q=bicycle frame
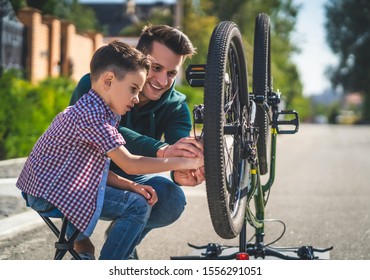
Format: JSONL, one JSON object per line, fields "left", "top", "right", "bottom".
{"left": 239, "top": 87, "right": 300, "bottom": 255}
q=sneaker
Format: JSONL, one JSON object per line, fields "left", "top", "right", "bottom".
{"left": 105, "top": 221, "right": 114, "bottom": 239}
{"left": 129, "top": 248, "right": 139, "bottom": 260}
{"left": 72, "top": 252, "right": 95, "bottom": 260}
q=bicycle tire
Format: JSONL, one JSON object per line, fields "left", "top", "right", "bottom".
{"left": 203, "top": 21, "right": 250, "bottom": 239}
{"left": 253, "top": 13, "right": 272, "bottom": 175}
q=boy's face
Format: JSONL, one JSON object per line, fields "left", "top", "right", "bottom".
{"left": 109, "top": 70, "right": 147, "bottom": 115}
{"left": 138, "top": 41, "right": 184, "bottom": 106}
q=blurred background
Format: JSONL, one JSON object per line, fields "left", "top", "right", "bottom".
{"left": 0, "top": 0, "right": 369, "bottom": 160}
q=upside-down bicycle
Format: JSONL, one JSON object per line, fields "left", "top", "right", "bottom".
{"left": 171, "top": 13, "right": 332, "bottom": 260}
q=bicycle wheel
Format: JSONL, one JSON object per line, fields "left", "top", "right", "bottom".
{"left": 253, "top": 13, "right": 272, "bottom": 175}
{"left": 203, "top": 21, "right": 250, "bottom": 239}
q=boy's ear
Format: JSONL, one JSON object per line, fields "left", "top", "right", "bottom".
{"left": 103, "top": 72, "right": 114, "bottom": 88}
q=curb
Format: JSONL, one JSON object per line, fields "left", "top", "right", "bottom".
{"left": 0, "top": 210, "right": 44, "bottom": 241}
{"left": 0, "top": 157, "right": 27, "bottom": 178}
{"left": 0, "top": 176, "right": 43, "bottom": 241}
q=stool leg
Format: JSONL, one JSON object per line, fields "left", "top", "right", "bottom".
{"left": 39, "top": 214, "right": 82, "bottom": 260}
{"left": 54, "top": 217, "right": 71, "bottom": 260}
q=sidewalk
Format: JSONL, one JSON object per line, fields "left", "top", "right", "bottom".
{"left": 0, "top": 157, "right": 26, "bottom": 178}
{"left": 0, "top": 158, "right": 43, "bottom": 241}
{"left": 0, "top": 158, "right": 176, "bottom": 242}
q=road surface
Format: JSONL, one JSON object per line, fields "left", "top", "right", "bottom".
{"left": 1, "top": 124, "right": 369, "bottom": 260}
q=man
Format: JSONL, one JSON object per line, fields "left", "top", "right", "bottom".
{"left": 70, "top": 24, "right": 205, "bottom": 259}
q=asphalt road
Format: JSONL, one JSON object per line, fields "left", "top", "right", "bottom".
{"left": 1, "top": 124, "right": 370, "bottom": 260}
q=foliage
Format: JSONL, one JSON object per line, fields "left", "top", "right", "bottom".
{"left": 181, "top": 0, "right": 303, "bottom": 109}
{"left": 182, "top": 0, "right": 219, "bottom": 68}
{"left": 325, "top": 0, "right": 370, "bottom": 121}
{"left": 119, "top": 6, "right": 174, "bottom": 36}
{"left": 175, "top": 84, "right": 205, "bottom": 134}
{"left": 311, "top": 100, "right": 341, "bottom": 124}
{"left": 0, "top": 72, "right": 75, "bottom": 160}
{"left": 289, "top": 95, "right": 311, "bottom": 122}
{"left": 176, "top": 84, "right": 204, "bottom": 111}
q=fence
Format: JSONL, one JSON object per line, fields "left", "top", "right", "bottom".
{"left": 1, "top": 3, "right": 105, "bottom": 83}
{"left": 17, "top": 7, "right": 104, "bottom": 83}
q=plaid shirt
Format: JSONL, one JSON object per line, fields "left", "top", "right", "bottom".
{"left": 16, "top": 90, "right": 125, "bottom": 234}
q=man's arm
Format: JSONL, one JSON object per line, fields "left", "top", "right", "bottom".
{"left": 118, "top": 126, "right": 167, "bottom": 157}
{"left": 161, "top": 101, "right": 192, "bottom": 144}
{"left": 69, "top": 73, "right": 92, "bottom": 105}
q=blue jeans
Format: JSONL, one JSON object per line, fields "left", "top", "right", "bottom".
{"left": 122, "top": 174, "right": 187, "bottom": 243}
{"left": 99, "top": 185, "right": 151, "bottom": 259}
{"left": 27, "top": 187, "right": 151, "bottom": 260}
{"left": 26, "top": 174, "right": 186, "bottom": 259}
{"left": 26, "top": 194, "right": 85, "bottom": 241}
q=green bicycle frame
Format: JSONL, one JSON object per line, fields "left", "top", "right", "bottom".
{"left": 245, "top": 127, "right": 277, "bottom": 239}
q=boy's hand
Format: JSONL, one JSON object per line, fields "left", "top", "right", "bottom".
{"left": 134, "top": 184, "right": 158, "bottom": 206}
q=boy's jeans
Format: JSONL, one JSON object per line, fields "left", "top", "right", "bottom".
{"left": 27, "top": 174, "right": 186, "bottom": 259}
{"left": 99, "top": 186, "right": 151, "bottom": 259}
{"left": 27, "top": 185, "right": 152, "bottom": 260}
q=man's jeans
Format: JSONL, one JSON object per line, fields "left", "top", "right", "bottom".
{"left": 122, "top": 174, "right": 187, "bottom": 243}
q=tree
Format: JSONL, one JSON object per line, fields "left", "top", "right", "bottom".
{"left": 325, "top": 0, "right": 370, "bottom": 122}
{"left": 186, "top": 0, "right": 304, "bottom": 110}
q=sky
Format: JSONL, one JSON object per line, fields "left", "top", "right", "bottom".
{"left": 80, "top": 0, "right": 338, "bottom": 96}
{"left": 292, "top": 0, "right": 338, "bottom": 96}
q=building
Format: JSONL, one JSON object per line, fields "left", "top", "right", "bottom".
{"left": 81, "top": 0, "right": 175, "bottom": 36}
{"left": 1, "top": 0, "right": 177, "bottom": 83}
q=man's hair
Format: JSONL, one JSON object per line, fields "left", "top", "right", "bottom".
{"left": 90, "top": 41, "right": 151, "bottom": 81}
{"left": 136, "top": 24, "right": 197, "bottom": 59}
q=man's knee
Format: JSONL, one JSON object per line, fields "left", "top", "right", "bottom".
{"left": 152, "top": 180, "right": 187, "bottom": 224}
{"left": 127, "top": 192, "right": 152, "bottom": 220}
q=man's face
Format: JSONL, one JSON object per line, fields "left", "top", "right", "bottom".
{"left": 139, "top": 41, "right": 184, "bottom": 106}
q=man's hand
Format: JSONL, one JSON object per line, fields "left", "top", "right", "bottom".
{"left": 173, "top": 167, "right": 205, "bottom": 187}
{"left": 157, "top": 137, "right": 203, "bottom": 158}
{"left": 157, "top": 136, "right": 205, "bottom": 186}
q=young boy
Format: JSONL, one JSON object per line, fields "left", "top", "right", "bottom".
{"left": 16, "top": 41, "right": 203, "bottom": 260}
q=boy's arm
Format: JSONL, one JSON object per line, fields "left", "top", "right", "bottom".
{"left": 107, "top": 145, "right": 203, "bottom": 175}
{"left": 107, "top": 171, "right": 157, "bottom": 206}
{"left": 119, "top": 98, "right": 193, "bottom": 157}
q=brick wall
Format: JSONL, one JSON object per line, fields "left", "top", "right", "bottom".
{"left": 17, "top": 7, "right": 104, "bottom": 83}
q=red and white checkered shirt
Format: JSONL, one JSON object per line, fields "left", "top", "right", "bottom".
{"left": 16, "top": 90, "right": 125, "bottom": 233}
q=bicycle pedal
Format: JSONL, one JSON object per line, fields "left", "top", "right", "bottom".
{"left": 275, "top": 110, "right": 299, "bottom": 134}
{"left": 186, "top": 64, "right": 205, "bottom": 87}
{"left": 202, "top": 243, "right": 223, "bottom": 258}
{"left": 297, "top": 246, "right": 316, "bottom": 260}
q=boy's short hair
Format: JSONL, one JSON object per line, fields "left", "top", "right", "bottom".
{"left": 90, "top": 41, "right": 151, "bottom": 81}
{"left": 136, "top": 24, "right": 197, "bottom": 59}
